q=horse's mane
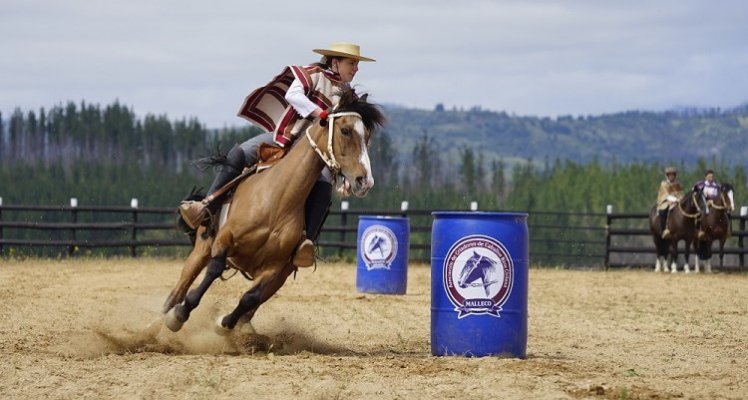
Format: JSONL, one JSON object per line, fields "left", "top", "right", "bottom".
{"left": 337, "top": 87, "right": 386, "bottom": 132}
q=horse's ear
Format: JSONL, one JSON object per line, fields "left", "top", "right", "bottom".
{"left": 473, "top": 251, "right": 479, "bottom": 256}
{"left": 360, "top": 93, "right": 369, "bottom": 103}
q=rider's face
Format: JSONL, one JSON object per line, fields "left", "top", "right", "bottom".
{"left": 705, "top": 173, "right": 714, "bottom": 182}
{"left": 333, "top": 58, "right": 359, "bottom": 83}
{"left": 666, "top": 173, "right": 676, "bottom": 182}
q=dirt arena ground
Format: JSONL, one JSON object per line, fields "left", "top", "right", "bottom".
{"left": 1, "top": 258, "right": 746, "bottom": 399}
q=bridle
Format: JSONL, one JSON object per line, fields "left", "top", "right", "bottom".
{"left": 706, "top": 191, "right": 733, "bottom": 212}
{"left": 305, "top": 111, "right": 363, "bottom": 175}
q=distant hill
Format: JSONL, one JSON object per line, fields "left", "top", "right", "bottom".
{"left": 381, "top": 103, "right": 748, "bottom": 169}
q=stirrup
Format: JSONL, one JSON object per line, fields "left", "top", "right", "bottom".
{"left": 661, "top": 229, "right": 671, "bottom": 239}
{"left": 292, "top": 239, "right": 316, "bottom": 268}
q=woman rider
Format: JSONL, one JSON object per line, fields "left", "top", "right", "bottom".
{"left": 179, "top": 42, "right": 375, "bottom": 266}
{"left": 657, "top": 166, "right": 684, "bottom": 239}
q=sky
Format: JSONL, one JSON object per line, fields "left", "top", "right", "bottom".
{"left": 2, "top": 0, "right": 747, "bottom": 128}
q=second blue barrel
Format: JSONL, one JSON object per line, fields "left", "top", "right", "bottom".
{"left": 431, "top": 211, "right": 529, "bottom": 357}
{"left": 356, "top": 216, "right": 409, "bottom": 294}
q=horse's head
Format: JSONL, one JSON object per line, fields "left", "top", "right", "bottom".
{"left": 458, "top": 251, "right": 483, "bottom": 289}
{"left": 308, "top": 88, "right": 385, "bottom": 197}
{"left": 682, "top": 190, "right": 706, "bottom": 214}
{"left": 721, "top": 183, "right": 735, "bottom": 212}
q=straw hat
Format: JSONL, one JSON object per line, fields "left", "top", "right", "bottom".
{"left": 664, "top": 166, "right": 677, "bottom": 174}
{"left": 313, "top": 42, "right": 375, "bottom": 62}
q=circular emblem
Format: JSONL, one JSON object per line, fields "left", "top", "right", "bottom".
{"left": 360, "top": 225, "right": 398, "bottom": 270}
{"left": 443, "top": 235, "right": 513, "bottom": 318}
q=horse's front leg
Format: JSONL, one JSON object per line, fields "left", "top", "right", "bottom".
{"left": 162, "top": 237, "right": 212, "bottom": 313}
{"left": 216, "top": 263, "right": 295, "bottom": 333}
{"left": 164, "top": 251, "right": 227, "bottom": 332}
{"left": 667, "top": 242, "right": 678, "bottom": 273}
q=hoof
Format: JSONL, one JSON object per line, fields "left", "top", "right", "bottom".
{"left": 164, "top": 308, "right": 185, "bottom": 332}
{"left": 214, "top": 315, "right": 232, "bottom": 336}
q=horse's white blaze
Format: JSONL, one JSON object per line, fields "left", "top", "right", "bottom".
{"left": 355, "top": 120, "right": 374, "bottom": 188}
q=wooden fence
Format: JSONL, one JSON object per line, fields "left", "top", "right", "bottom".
{"left": 0, "top": 199, "right": 746, "bottom": 271}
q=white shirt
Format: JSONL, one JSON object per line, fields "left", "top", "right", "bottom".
{"left": 284, "top": 78, "right": 318, "bottom": 118}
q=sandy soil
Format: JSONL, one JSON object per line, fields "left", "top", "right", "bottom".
{"left": 0, "top": 258, "right": 746, "bottom": 399}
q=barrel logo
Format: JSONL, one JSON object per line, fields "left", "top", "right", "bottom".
{"left": 443, "top": 235, "right": 513, "bottom": 318}
{"left": 360, "top": 225, "right": 398, "bottom": 270}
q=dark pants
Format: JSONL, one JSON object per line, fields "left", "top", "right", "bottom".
{"left": 659, "top": 209, "right": 668, "bottom": 232}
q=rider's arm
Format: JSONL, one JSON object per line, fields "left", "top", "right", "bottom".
{"left": 285, "top": 79, "right": 324, "bottom": 118}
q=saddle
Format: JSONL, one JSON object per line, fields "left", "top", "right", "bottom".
{"left": 215, "top": 143, "right": 287, "bottom": 227}
{"left": 182, "top": 142, "right": 289, "bottom": 236}
{"left": 256, "top": 143, "right": 287, "bottom": 171}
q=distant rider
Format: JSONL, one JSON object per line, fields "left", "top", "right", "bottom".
{"left": 657, "top": 166, "right": 684, "bottom": 239}
{"left": 693, "top": 169, "right": 720, "bottom": 238}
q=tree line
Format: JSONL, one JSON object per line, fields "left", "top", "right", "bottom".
{"left": 1, "top": 100, "right": 745, "bottom": 212}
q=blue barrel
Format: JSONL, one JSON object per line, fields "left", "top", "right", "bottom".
{"left": 431, "top": 212, "right": 528, "bottom": 357}
{"left": 356, "top": 216, "right": 410, "bottom": 294}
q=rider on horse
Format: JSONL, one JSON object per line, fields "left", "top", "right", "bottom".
{"left": 693, "top": 169, "right": 720, "bottom": 239}
{"left": 178, "top": 42, "right": 375, "bottom": 267}
{"left": 657, "top": 166, "right": 684, "bottom": 239}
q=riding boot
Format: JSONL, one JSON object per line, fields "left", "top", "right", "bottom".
{"left": 179, "top": 145, "right": 246, "bottom": 229}
{"left": 659, "top": 209, "right": 670, "bottom": 239}
{"left": 293, "top": 181, "right": 333, "bottom": 268}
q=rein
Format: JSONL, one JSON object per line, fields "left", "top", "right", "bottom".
{"left": 677, "top": 192, "right": 702, "bottom": 219}
{"left": 305, "top": 111, "right": 362, "bottom": 175}
{"left": 707, "top": 192, "right": 731, "bottom": 211}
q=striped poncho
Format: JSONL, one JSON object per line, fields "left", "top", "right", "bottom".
{"left": 237, "top": 64, "right": 345, "bottom": 147}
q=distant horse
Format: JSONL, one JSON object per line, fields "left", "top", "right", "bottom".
{"left": 693, "top": 183, "right": 734, "bottom": 273}
{"left": 162, "top": 88, "right": 384, "bottom": 333}
{"left": 367, "top": 234, "right": 386, "bottom": 257}
{"left": 649, "top": 191, "right": 704, "bottom": 273}
{"left": 458, "top": 251, "right": 499, "bottom": 297}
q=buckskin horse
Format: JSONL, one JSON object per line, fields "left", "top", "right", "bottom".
{"left": 162, "top": 88, "right": 384, "bottom": 333}
{"left": 693, "top": 183, "right": 734, "bottom": 273}
{"left": 649, "top": 190, "right": 704, "bottom": 273}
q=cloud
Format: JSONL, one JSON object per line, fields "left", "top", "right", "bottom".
{"left": 1, "top": 0, "right": 747, "bottom": 127}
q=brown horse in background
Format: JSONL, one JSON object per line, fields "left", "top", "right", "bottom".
{"left": 693, "top": 183, "right": 734, "bottom": 273}
{"left": 649, "top": 191, "right": 704, "bottom": 273}
{"left": 162, "top": 88, "right": 384, "bottom": 333}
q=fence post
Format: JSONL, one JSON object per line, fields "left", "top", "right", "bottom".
{"left": 130, "top": 198, "right": 139, "bottom": 257}
{"left": 470, "top": 201, "right": 478, "bottom": 211}
{"left": 69, "top": 198, "right": 78, "bottom": 257}
{"left": 401, "top": 201, "right": 409, "bottom": 218}
{"left": 604, "top": 204, "right": 613, "bottom": 270}
{"left": 0, "top": 197, "right": 3, "bottom": 256}
{"left": 740, "top": 206, "right": 747, "bottom": 271}
{"left": 339, "top": 201, "right": 349, "bottom": 258}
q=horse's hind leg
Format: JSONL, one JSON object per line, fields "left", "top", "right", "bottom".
{"left": 165, "top": 252, "right": 227, "bottom": 332}
{"left": 217, "top": 263, "right": 295, "bottom": 332}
